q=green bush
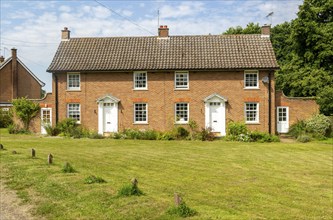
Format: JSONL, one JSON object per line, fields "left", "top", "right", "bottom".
{"left": 7, "top": 124, "right": 30, "bottom": 134}
{"left": 57, "top": 118, "right": 78, "bottom": 136}
{"left": 118, "top": 184, "right": 143, "bottom": 197}
{"left": 288, "top": 120, "right": 306, "bottom": 138}
{"left": 175, "top": 127, "right": 189, "bottom": 139}
{"left": 297, "top": 135, "right": 311, "bottom": 143}
{"left": 250, "top": 131, "right": 280, "bottom": 143}
{"left": 0, "top": 111, "right": 13, "bottom": 128}
{"left": 198, "top": 127, "right": 215, "bottom": 141}
{"left": 88, "top": 131, "right": 104, "bottom": 139}
{"left": 227, "top": 122, "right": 249, "bottom": 136}
{"left": 167, "top": 201, "right": 197, "bottom": 218}
{"left": 305, "top": 114, "right": 331, "bottom": 138}
{"left": 84, "top": 175, "right": 106, "bottom": 184}
{"left": 62, "top": 162, "right": 76, "bottom": 173}
{"left": 157, "top": 132, "right": 175, "bottom": 140}
{"left": 44, "top": 124, "right": 60, "bottom": 136}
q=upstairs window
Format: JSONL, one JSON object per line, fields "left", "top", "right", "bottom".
{"left": 244, "top": 70, "right": 259, "bottom": 89}
{"left": 134, "top": 103, "right": 148, "bottom": 123}
{"left": 175, "top": 71, "right": 189, "bottom": 89}
{"left": 175, "top": 103, "right": 189, "bottom": 124}
{"left": 67, "top": 103, "right": 81, "bottom": 123}
{"left": 67, "top": 73, "right": 80, "bottom": 90}
{"left": 245, "top": 102, "right": 259, "bottom": 123}
{"left": 134, "top": 71, "right": 147, "bottom": 90}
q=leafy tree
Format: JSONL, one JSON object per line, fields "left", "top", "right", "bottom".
{"left": 223, "top": 22, "right": 261, "bottom": 34}
{"left": 316, "top": 86, "right": 333, "bottom": 115}
{"left": 12, "top": 97, "right": 40, "bottom": 130}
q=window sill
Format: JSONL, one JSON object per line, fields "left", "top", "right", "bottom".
{"left": 133, "top": 89, "right": 148, "bottom": 91}
{"left": 133, "top": 122, "right": 149, "bottom": 125}
{"left": 66, "top": 89, "right": 81, "bottom": 92}
{"left": 243, "top": 87, "right": 260, "bottom": 90}
{"left": 245, "top": 122, "right": 260, "bottom": 125}
{"left": 174, "top": 88, "right": 189, "bottom": 91}
{"left": 174, "top": 122, "right": 189, "bottom": 125}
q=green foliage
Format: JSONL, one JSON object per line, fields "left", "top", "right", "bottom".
{"left": 0, "top": 109, "right": 13, "bottom": 128}
{"left": 198, "top": 127, "right": 215, "bottom": 141}
{"left": 12, "top": 97, "right": 40, "bottom": 130}
{"left": 112, "top": 129, "right": 159, "bottom": 140}
{"left": 297, "top": 135, "right": 311, "bottom": 143}
{"left": 175, "top": 127, "right": 189, "bottom": 139}
{"left": 316, "top": 86, "right": 333, "bottom": 115}
{"left": 118, "top": 184, "right": 143, "bottom": 197}
{"left": 62, "top": 162, "right": 76, "bottom": 173}
{"left": 84, "top": 175, "right": 106, "bottom": 184}
{"left": 167, "top": 201, "right": 197, "bottom": 218}
{"left": 44, "top": 124, "right": 60, "bottom": 136}
{"left": 288, "top": 120, "right": 307, "bottom": 138}
{"left": 250, "top": 131, "right": 280, "bottom": 143}
{"left": 56, "top": 118, "right": 78, "bottom": 136}
{"left": 88, "top": 131, "right": 104, "bottom": 139}
{"left": 7, "top": 124, "right": 30, "bottom": 134}
{"left": 305, "top": 114, "right": 331, "bottom": 138}
{"left": 223, "top": 22, "right": 261, "bottom": 34}
{"left": 227, "top": 122, "right": 249, "bottom": 136}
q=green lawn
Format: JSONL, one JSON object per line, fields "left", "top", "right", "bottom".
{"left": 0, "top": 129, "right": 332, "bottom": 219}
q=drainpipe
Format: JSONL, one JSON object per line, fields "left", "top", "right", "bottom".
{"left": 268, "top": 71, "right": 272, "bottom": 134}
{"left": 54, "top": 73, "right": 59, "bottom": 124}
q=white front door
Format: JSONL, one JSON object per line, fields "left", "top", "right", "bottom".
{"left": 277, "top": 107, "right": 289, "bottom": 133}
{"left": 207, "top": 101, "right": 226, "bottom": 135}
{"left": 41, "top": 108, "right": 52, "bottom": 134}
{"left": 103, "top": 103, "right": 117, "bottom": 132}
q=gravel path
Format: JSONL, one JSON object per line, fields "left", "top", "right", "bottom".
{"left": 0, "top": 182, "right": 36, "bottom": 220}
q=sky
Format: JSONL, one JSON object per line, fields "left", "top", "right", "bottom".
{"left": 0, "top": 0, "right": 303, "bottom": 92}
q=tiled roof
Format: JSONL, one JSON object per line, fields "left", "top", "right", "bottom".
{"left": 47, "top": 34, "right": 278, "bottom": 72}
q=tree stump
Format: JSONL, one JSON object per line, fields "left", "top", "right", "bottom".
{"left": 131, "top": 178, "right": 138, "bottom": 187}
{"left": 31, "top": 148, "right": 36, "bottom": 158}
{"left": 0, "top": 144, "right": 4, "bottom": 150}
{"left": 48, "top": 154, "right": 53, "bottom": 164}
{"left": 174, "top": 193, "right": 182, "bottom": 206}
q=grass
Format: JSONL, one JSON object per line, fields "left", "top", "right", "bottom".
{"left": 0, "top": 128, "right": 332, "bottom": 219}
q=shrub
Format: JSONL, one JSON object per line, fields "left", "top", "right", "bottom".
{"left": 62, "top": 162, "right": 76, "bottom": 173}
{"left": 305, "top": 114, "right": 331, "bottom": 138}
{"left": 7, "top": 124, "right": 30, "bottom": 134}
{"left": 44, "top": 124, "right": 60, "bottom": 136}
{"left": 175, "top": 127, "right": 189, "bottom": 139}
{"left": 250, "top": 131, "right": 280, "bottom": 143}
{"left": 84, "top": 175, "right": 106, "bottom": 184}
{"left": 288, "top": 120, "right": 306, "bottom": 138}
{"left": 157, "top": 132, "right": 175, "bottom": 140}
{"left": 167, "top": 201, "right": 197, "bottom": 218}
{"left": 297, "top": 135, "right": 311, "bottom": 143}
{"left": 198, "top": 127, "right": 215, "bottom": 141}
{"left": 0, "top": 110, "right": 13, "bottom": 128}
{"left": 227, "top": 122, "right": 249, "bottom": 136}
{"left": 118, "top": 184, "right": 143, "bottom": 197}
{"left": 57, "top": 118, "right": 78, "bottom": 136}
{"left": 12, "top": 97, "right": 40, "bottom": 130}
{"left": 88, "top": 131, "right": 104, "bottom": 139}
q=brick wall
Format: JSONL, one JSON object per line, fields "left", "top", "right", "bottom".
{"left": 0, "top": 62, "right": 13, "bottom": 103}
{"left": 52, "top": 70, "right": 275, "bottom": 134}
{"left": 30, "top": 93, "right": 54, "bottom": 133}
{"left": 275, "top": 91, "right": 319, "bottom": 125}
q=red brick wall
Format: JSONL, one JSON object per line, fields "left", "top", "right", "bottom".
{"left": 275, "top": 91, "right": 319, "bottom": 126}
{"left": 0, "top": 62, "right": 13, "bottom": 103}
{"left": 17, "top": 62, "right": 42, "bottom": 99}
{"left": 53, "top": 70, "right": 275, "bottom": 133}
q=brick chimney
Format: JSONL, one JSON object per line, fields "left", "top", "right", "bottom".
{"left": 158, "top": 25, "right": 169, "bottom": 38}
{"left": 11, "top": 48, "right": 18, "bottom": 98}
{"left": 61, "top": 27, "right": 70, "bottom": 40}
{"left": 261, "top": 25, "right": 271, "bottom": 38}
{"left": 0, "top": 56, "right": 4, "bottom": 64}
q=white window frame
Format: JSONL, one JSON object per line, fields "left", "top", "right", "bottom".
{"left": 67, "top": 103, "right": 81, "bottom": 123}
{"left": 133, "top": 71, "right": 148, "bottom": 90}
{"left": 67, "top": 73, "right": 81, "bottom": 90}
{"left": 175, "top": 103, "right": 189, "bottom": 124}
{"left": 175, "top": 71, "right": 189, "bottom": 89}
{"left": 245, "top": 102, "right": 259, "bottom": 124}
{"left": 134, "top": 103, "right": 148, "bottom": 124}
{"left": 244, "top": 70, "right": 259, "bottom": 89}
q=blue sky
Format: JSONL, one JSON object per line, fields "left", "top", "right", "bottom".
{"left": 1, "top": 0, "right": 303, "bottom": 92}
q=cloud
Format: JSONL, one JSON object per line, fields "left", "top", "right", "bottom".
{"left": 59, "top": 5, "right": 71, "bottom": 13}
{"left": 160, "top": 1, "right": 205, "bottom": 19}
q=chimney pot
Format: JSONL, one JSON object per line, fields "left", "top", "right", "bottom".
{"left": 11, "top": 48, "right": 17, "bottom": 59}
{"left": 164, "top": 25, "right": 167, "bottom": 28}
{"left": 160, "top": 25, "right": 163, "bottom": 28}
{"left": 158, "top": 25, "right": 169, "bottom": 38}
{"left": 0, "top": 56, "right": 4, "bottom": 63}
{"left": 61, "top": 27, "right": 70, "bottom": 40}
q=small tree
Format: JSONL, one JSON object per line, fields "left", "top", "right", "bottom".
{"left": 12, "top": 97, "right": 40, "bottom": 130}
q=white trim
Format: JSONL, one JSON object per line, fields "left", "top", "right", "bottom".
{"left": 245, "top": 102, "right": 259, "bottom": 124}
{"left": 67, "top": 103, "right": 81, "bottom": 123}
{"left": 0, "top": 103, "right": 13, "bottom": 107}
{"left": 174, "top": 71, "right": 189, "bottom": 90}
{"left": 97, "top": 95, "right": 119, "bottom": 134}
{"left": 204, "top": 94, "right": 226, "bottom": 136}
{"left": 41, "top": 108, "right": 52, "bottom": 134}
{"left": 133, "top": 71, "right": 148, "bottom": 90}
{"left": 175, "top": 102, "right": 189, "bottom": 124}
{"left": 133, "top": 103, "right": 148, "bottom": 124}
{"left": 244, "top": 70, "right": 259, "bottom": 89}
{"left": 67, "top": 72, "right": 81, "bottom": 91}
{"left": 277, "top": 106, "right": 289, "bottom": 133}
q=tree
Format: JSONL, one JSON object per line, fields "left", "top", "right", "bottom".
{"left": 316, "top": 86, "right": 333, "bottom": 116}
{"left": 223, "top": 22, "right": 261, "bottom": 34}
{"left": 12, "top": 97, "right": 40, "bottom": 130}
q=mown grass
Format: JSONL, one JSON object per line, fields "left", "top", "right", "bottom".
{"left": 0, "top": 128, "right": 332, "bottom": 219}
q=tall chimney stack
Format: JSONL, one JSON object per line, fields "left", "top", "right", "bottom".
{"left": 61, "top": 27, "right": 70, "bottom": 41}
{"left": 158, "top": 25, "right": 169, "bottom": 38}
{"left": 11, "top": 48, "right": 18, "bottom": 98}
{"left": 261, "top": 25, "right": 271, "bottom": 38}
{"left": 0, "top": 56, "right": 4, "bottom": 64}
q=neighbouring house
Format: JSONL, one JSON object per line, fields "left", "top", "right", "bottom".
{"left": 41, "top": 25, "right": 318, "bottom": 136}
{"left": 0, "top": 48, "right": 45, "bottom": 114}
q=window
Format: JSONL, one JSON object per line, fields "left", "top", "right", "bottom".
{"left": 175, "top": 71, "right": 189, "bottom": 89}
{"left": 175, "top": 103, "right": 189, "bottom": 123}
{"left": 67, "top": 103, "right": 80, "bottom": 123}
{"left": 134, "top": 71, "right": 147, "bottom": 89}
{"left": 134, "top": 103, "right": 147, "bottom": 123}
{"left": 67, "top": 73, "right": 80, "bottom": 90}
{"left": 245, "top": 103, "right": 259, "bottom": 123}
{"left": 244, "top": 70, "right": 259, "bottom": 89}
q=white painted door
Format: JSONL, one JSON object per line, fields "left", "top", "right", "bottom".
{"left": 209, "top": 102, "right": 225, "bottom": 135}
{"left": 41, "top": 108, "right": 52, "bottom": 134}
{"left": 277, "top": 107, "right": 289, "bottom": 133}
{"left": 103, "top": 103, "right": 117, "bottom": 132}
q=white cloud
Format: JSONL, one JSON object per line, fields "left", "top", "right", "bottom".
{"left": 9, "top": 10, "right": 36, "bottom": 20}
{"left": 59, "top": 5, "right": 71, "bottom": 13}
{"left": 160, "top": 1, "right": 205, "bottom": 19}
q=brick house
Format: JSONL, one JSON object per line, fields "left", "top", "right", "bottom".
{"left": 0, "top": 48, "right": 45, "bottom": 111}
{"left": 43, "top": 25, "right": 318, "bottom": 136}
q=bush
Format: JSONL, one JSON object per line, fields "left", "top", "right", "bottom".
{"left": 227, "top": 122, "right": 249, "bottom": 136}
{"left": 167, "top": 201, "right": 197, "bottom": 218}
{"left": 88, "top": 131, "right": 104, "bottom": 139}
{"left": 175, "top": 127, "right": 189, "bottom": 139}
{"left": 7, "top": 124, "right": 30, "bottom": 134}
{"left": 44, "top": 124, "right": 60, "bottom": 136}
{"left": 250, "top": 131, "right": 280, "bottom": 143}
{"left": 57, "top": 118, "right": 78, "bottom": 136}
{"left": 297, "top": 135, "right": 311, "bottom": 143}
{"left": 305, "top": 114, "right": 331, "bottom": 138}
{"left": 84, "top": 175, "right": 106, "bottom": 184}
{"left": 0, "top": 111, "right": 13, "bottom": 128}
{"left": 62, "top": 162, "right": 76, "bottom": 173}
{"left": 288, "top": 120, "right": 306, "bottom": 138}
{"left": 198, "top": 127, "right": 215, "bottom": 141}
{"left": 118, "top": 184, "right": 143, "bottom": 197}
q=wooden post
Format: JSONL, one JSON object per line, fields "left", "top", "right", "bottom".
{"left": 131, "top": 178, "right": 138, "bottom": 187}
{"left": 174, "top": 193, "right": 182, "bottom": 206}
{"left": 31, "top": 148, "right": 36, "bottom": 158}
{"left": 48, "top": 154, "right": 53, "bottom": 165}
{"left": 0, "top": 144, "right": 4, "bottom": 150}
